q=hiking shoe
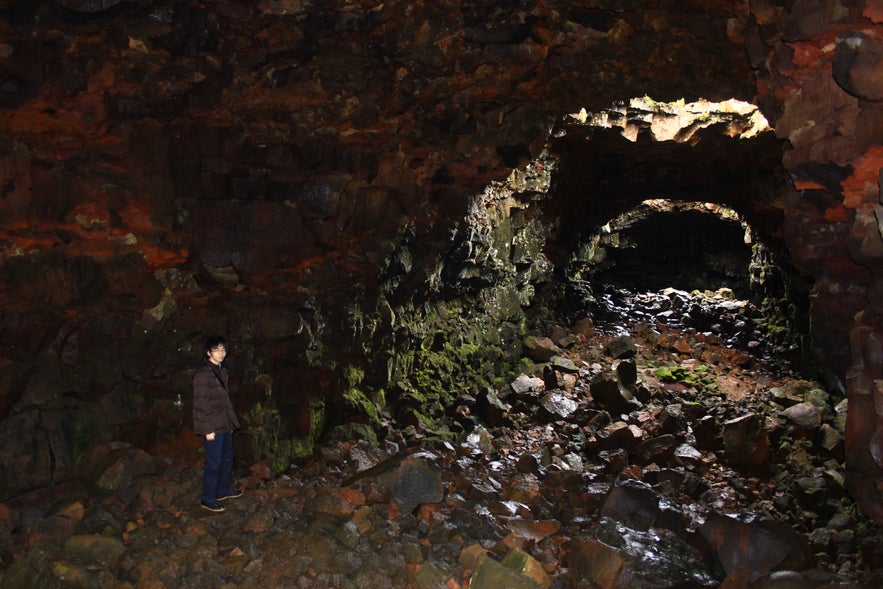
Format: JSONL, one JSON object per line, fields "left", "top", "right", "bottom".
{"left": 218, "top": 489, "right": 244, "bottom": 501}
{"left": 200, "top": 500, "right": 225, "bottom": 513}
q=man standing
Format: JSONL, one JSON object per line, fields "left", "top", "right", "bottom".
{"left": 193, "top": 335, "right": 243, "bottom": 512}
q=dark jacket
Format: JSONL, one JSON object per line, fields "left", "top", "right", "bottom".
{"left": 192, "top": 361, "right": 241, "bottom": 436}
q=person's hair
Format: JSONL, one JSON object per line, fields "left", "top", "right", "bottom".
{"left": 204, "top": 335, "right": 226, "bottom": 353}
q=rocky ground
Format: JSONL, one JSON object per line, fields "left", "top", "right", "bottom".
{"left": 0, "top": 288, "right": 881, "bottom": 589}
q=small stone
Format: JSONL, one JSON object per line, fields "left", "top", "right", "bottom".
{"left": 673, "top": 443, "right": 704, "bottom": 470}
{"left": 616, "top": 359, "right": 638, "bottom": 391}
{"left": 833, "top": 32, "right": 883, "bottom": 101}
{"left": 503, "top": 473, "right": 540, "bottom": 504}
{"left": 479, "top": 387, "right": 510, "bottom": 426}
{"left": 414, "top": 561, "right": 448, "bottom": 589}
{"left": 599, "top": 479, "right": 661, "bottom": 531}
{"left": 95, "top": 448, "right": 157, "bottom": 492}
{"left": 555, "top": 333, "right": 581, "bottom": 348}
{"left": 827, "top": 511, "right": 854, "bottom": 531}
{"left": 523, "top": 336, "right": 562, "bottom": 362}
{"left": 635, "top": 434, "right": 678, "bottom": 465}
{"left": 388, "top": 456, "right": 444, "bottom": 514}
{"left": 780, "top": 402, "right": 821, "bottom": 429}
{"left": 510, "top": 374, "right": 545, "bottom": 395}
{"left": 459, "top": 543, "right": 490, "bottom": 570}
{"left": 699, "top": 512, "right": 811, "bottom": 575}
{"left": 722, "top": 413, "right": 770, "bottom": 468}
{"left": 200, "top": 264, "right": 240, "bottom": 286}
{"left": 466, "top": 425, "right": 496, "bottom": 455}
{"left": 308, "top": 488, "right": 357, "bottom": 523}
{"left": 599, "top": 448, "right": 630, "bottom": 475}
{"left": 819, "top": 423, "right": 844, "bottom": 458}
{"left": 549, "top": 355, "right": 578, "bottom": 373}
{"left": 469, "top": 554, "right": 541, "bottom": 589}
{"left": 64, "top": 534, "right": 126, "bottom": 565}
{"left": 594, "top": 421, "right": 642, "bottom": 452}
{"left": 505, "top": 519, "right": 561, "bottom": 542}
{"left": 590, "top": 370, "right": 637, "bottom": 415}
{"left": 692, "top": 414, "right": 721, "bottom": 451}
{"left": 242, "top": 507, "right": 276, "bottom": 533}
{"left": 658, "top": 404, "right": 688, "bottom": 435}
{"left": 606, "top": 336, "right": 637, "bottom": 359}
{"left": 573, "top": 317, "right": 595, "bottom": 338}
{"left": 538, "top": 391, "right": 578, "bottom": 421}
{"left": 335, "top": 520, "right": 361, "bottom": 549}
{"left": 567, "top": 538, "right": 624, "bottom": 589}
{"left": 515, "top": 453, "right": 540, "bottom": 474}
{"left": 501, "top": 547, "right": 552, "bottom": 589}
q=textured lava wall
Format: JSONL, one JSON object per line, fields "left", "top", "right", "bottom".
{"left": 749, "top": 0, "right": 883, "bottom": 525}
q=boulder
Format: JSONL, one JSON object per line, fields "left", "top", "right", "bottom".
{"left": 590, "top": 371, "right": 637, "bottom": 416}
{"left": 722, "top": 413, "right": 770, "bottom": 469}
{"left": 575, "top": 517, "right": 717, "bottom": 588}
{"left": 538, "top": 390, "right": 579, "bottom": 422}
{"left": 469, "top": 554, "right": 541, "bottom": 589}
{"left": 606, "top": 336, "right": 637, "bottom": 359}
{"left": 567, "top": 537, "right": 624, "bottom": 589}
{"left": 599, "top": 479, "right": 661, "bottom": 531}
{"left": 510, "top": 374, "right": 545, "bottom": 396}
{"left": 780, "top": 402, "right": 822, "bottom": 430}
{"left": 699, "top": 512, "right": 811, "bottom": 577}
{"left": 501, "top": 547, "right": 553, "bottom": 589}
{"left": 523, "top": 336, "right": 562, "bottom": 362}
{"left": 386, "top": 455, "right": 445, "bottom": 514}
{"left": 833, "top": 33, "right": 883, "bottom": 101}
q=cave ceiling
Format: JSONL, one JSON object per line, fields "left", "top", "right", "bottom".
{"left": 547, "top": 105, "right": 787, "bottom": 247}
{"left": 0, "top": 0, "right": 771, "bottom": 317}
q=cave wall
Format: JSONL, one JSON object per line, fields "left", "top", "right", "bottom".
{"left": 746, "top": 0, "right": 883, "bottom": 525}
{"left": 1, "top": 0, "right": 883, "bottom": 522}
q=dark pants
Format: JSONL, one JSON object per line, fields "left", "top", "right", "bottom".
{"left": 202, "top": 431, "right": 233, "bottom": 502}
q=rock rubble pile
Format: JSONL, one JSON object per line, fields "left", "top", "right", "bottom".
{"left": 0, "top": 289, "right": 880, "bottom": 588}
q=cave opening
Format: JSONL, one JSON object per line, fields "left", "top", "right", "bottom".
{"left": 544, "top": 98, "right": 809, "bottom": 369}
{"left": 575, "top": 199, "right": 753, "bottom": 299}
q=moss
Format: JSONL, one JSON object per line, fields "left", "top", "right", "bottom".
{"left": 342, "top": 365, "right": 365, "bottom": 388}
{"left": 352, "top": 193, "right": 548, "bottom": 426}
{"left": 327, "top": 423, "right": 379, "bottom": 446}
{"left": 655, "top": 365, "right": 719, "bottom": 395}
{"left": 492, "top": 374, "right": 510, "bottom": 388}
{"left": 340, "top": 364, "right": 384, "bottom": 426}
{"left": 515, "top": 356, "right": 534, "bottom": 374}
{"left": 271, "top": 439, "right": 293, "bottom": 474}
{"left": 778, "top": 439, "right": 813, "bottom": 475}
{"left": 290, "top": 436, "right": 317, "bottom": 462}
{"left": 447, "top": 341, "right": 479, "bottom": 359}
{"left": 343, "top": 387, "right": 381, "bottom": 425}
{"left": 244, "top": 401, "right": 282, "bottom": 469}
{"left": 244, "top": 398, "right": 326, "bottom": 474}
{"left": 392, "top": 333, "right": 514, "bottom": 419}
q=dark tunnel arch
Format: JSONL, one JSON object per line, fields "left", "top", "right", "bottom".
{"left": 553, "top": 196, "right": 812, "bottom": 370}
{"left": 568, "top": 199, "right": 756, "bottom": 298}
{"left": 535, "top": 98, "right": 813, "bottom": 368}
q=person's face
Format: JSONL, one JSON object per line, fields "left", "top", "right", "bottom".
{"left": 207, "top": 344, "right": 227, "bottom": 366}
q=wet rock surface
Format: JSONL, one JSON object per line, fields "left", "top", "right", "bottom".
{"left": 0, "top": 289, "right": 880, "bottom": 588}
